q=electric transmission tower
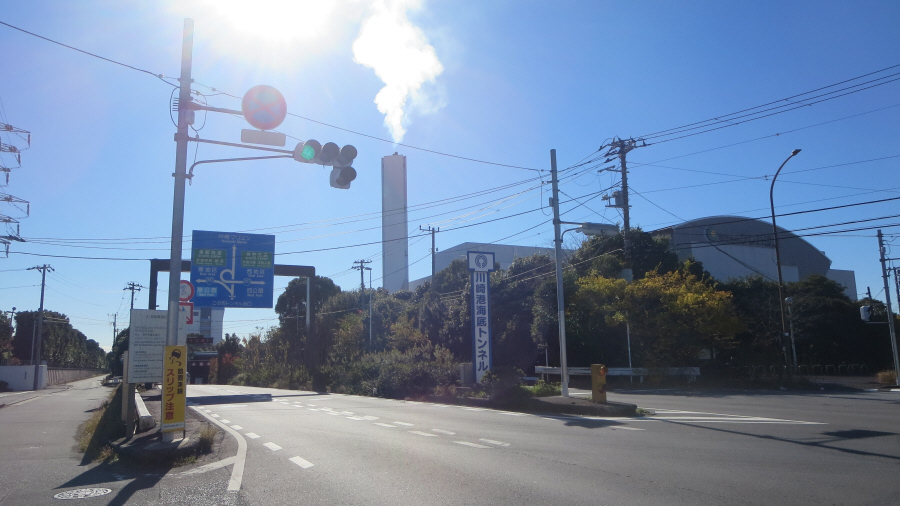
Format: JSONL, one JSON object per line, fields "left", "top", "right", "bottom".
{"left": 0, "top": 121, "right": 31, "bottom": 257}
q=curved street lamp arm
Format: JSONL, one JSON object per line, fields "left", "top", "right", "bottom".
{"left": 187, "top": 155, "right": 293, "bottom": 182}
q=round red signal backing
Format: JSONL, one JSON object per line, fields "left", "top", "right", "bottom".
{"left": 242, "top": 85, "right": 287, "bottom": 131}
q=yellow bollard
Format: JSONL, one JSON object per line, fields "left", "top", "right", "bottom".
{"left": 591, "top": 364, "right": 608, "bottom": 403}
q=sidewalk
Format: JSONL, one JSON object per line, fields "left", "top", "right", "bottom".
{"left": 0, "top": 383, "right": 71, "bottom": 408}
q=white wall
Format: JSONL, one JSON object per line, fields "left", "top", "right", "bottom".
{"left": 0, "top": 365, "right": 47, "bottom": 391}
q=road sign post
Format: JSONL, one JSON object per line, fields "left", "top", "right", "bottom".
{"left": 190, "top": 231, "right": 276, "bottom": 308}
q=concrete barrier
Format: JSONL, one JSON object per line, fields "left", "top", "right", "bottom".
{"left": 134, "top": 392, "right": 156, "bottom": 432}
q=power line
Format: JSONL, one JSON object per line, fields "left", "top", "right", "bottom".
{"left": 0, "top": 20, "right": 177, "bottom": 88}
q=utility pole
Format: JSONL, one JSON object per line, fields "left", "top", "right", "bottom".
{"left": 163, "top": 18, "right": 194, "bottom": 444}
{"left": 366, "top": 267, "right": 373, "bottom": 348}
{"left": 110, "top": 314, "right": 117, "bottom": 343}
{"left": 27, "top": 264, "right": 52, "bottom": 390}
{"left": 550, "top": 149, "right": 569, "bottom": 397}
{"left": 877, "top": 230, "right": 900, "bottom": 386}
{"left": 603, "top": 138, "right": 644, "bottom": 258}
{"left": 419, "top": 225, "right": 440, "bottom": 282}
{"left": 351, "top": 259, "right": 372, "bottom": 291}
{"left": 124, "top": 282, "right": 144, "bottom": 312}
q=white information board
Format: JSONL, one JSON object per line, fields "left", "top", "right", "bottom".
{"left": 127, "top": 310, "right": 183, "bottom": 383}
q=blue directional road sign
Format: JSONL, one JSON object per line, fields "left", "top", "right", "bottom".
{"left": 190, "top": 231, "right": 275, "bottom": 308}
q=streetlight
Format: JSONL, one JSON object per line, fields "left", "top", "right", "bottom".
{"left": 770, "top": 149, "right": 801, "bottom": 375}
{"left": 785, "top": 296, "right": 797, "bottom": 369}
{"left": 555, "top": 221, "right": 620, "bottom": 396}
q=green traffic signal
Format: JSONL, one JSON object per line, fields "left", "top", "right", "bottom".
{"left": 300, "top": 144, "right": 316, "bottom": 161}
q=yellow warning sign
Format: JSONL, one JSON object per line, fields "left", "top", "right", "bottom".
{"left": 161, "top": 345, "right": 186, "bottom": 433}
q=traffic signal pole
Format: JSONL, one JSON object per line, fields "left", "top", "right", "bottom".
{"left": 163, "top": 18, "right": 194, "bottom": 443}
{"left": 550, "top": 150, "right": 569, "bottom": 397}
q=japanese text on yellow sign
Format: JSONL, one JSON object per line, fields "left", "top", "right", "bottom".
{"left": 162, "top": 345, "right": 186, "bottom": 433}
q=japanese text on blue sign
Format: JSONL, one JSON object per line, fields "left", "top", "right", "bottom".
{"left": 190, "top": 231, "right": 275, "bottom": 308}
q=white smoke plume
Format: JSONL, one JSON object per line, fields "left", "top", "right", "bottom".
{"left": 352, "top": 0, "right": 444, "bottom": 143}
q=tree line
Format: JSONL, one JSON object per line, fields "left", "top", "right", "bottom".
{"left": 203, "top": 229, "right": 895, "bottom": 396}
{"left": 2, "top": 310, "right": 106, "bottom": 369}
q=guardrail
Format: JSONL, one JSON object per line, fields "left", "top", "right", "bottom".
{"left": 535, "top": 366, "right": 700, "bottom": 382}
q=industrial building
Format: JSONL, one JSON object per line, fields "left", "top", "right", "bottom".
{"left": 652, "top": 216, "right": 857, "bottom": 299}
{"left": 409, "top": 242, "right": 570, "bottom": 291}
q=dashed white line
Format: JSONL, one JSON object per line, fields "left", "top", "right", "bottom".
{"left": 479, "top": 438, "right": 510, "bottom": 446}
{"left": 409, "top": 431, "right": 438, "bottom": 437}
{"left": 231, "top": 425, "right": 243, "bottom": 430}
{"left": 454, "top": 441, "right": 490, "bottom": 448}
{"left": 431, "top": 429, "right": 456, "bottom": 435}
{"left": 289, "top": 456, "right": 314, "bottom": 469}
{"left": 393, "top": 421, "right": 413, "bottom": 426}
{"left": 211, "top": 414, "right": 220, "bottom": 418}
{"left": 498, "top": 411, "right": 526, "bottom": 416}
{"left": 220, "top": 419, "right": 230, "bottom": 424}
{"left": 263, "top": 442, "right": 282, "bottom": 451}
{"left": 374, "top": 423, "right": 397, "bottom": 428}
{"left": 614, "top": 426, "right": 646, "bottom": 431}
{"left": 245, "top": 433, "right": 260, "bottom": 439}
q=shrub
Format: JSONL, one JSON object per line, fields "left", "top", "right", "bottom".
{"left": 198, "top": 424, "right": 217, "bottom": 454}
{"left": 521, "top": 380, "right": 560, "bottom": 397}
{"left": 876, "top": 369, "right": 897, "bottom": 384}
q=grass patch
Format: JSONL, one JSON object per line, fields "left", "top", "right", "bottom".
{"left": 520, "top": 380, "right": 561, "bottom": 397}
{"left": 198, "top": 424, "right": 217, "bottom": 454}
{"left": 173, "top": 455, "right": 197, "bottom": 467}
{"left": 93, "top": 445, "right": 119, "bottom": 464}
{"left": 635, "top": 408, "right": 653, "bottom": 416}
{"left": 76, "top": 385, "right": 125, "bottom": 461}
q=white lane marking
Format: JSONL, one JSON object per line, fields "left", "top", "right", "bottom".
{"left": 454, "top": 441, "right": 490, "bottom": 448}
{"left": 393, "top": 421, "right": 413, "bottom": 426}
{"left": 359, "top": 415, "right": 378, "bottom": 420}
{"left": 479, "top": 438, "right": 510, "bottom": 446}
{"left": 231, "top": 425, "right": 243, "bottom": 430}
{"left": 289, "top": 456, "right": 314, "bottom": 469}
{"left": 177, "top": 456, "right": 236, "bottom": 475}
{"left": 325, "top": 411, "right": 341, "bottom": 416}
{"left": 643, "top": 409, "right": 825, "bottom": 424}
{"left": 339, "top": 411, "right": 355, "bottom": 415}
{"left": 614, "top": 426, "right": 645, "bottom": 431}
{"left": 431, "top": 429, "right": 456, "bottom": 435}
{"left": 211, "top": 414, "right": 220, "bottom": 418}
{"left": 347, "top": 416, "right": 367, "bottom": 420}
{"left": 374, "top": 423, "right": 397, "bottom": 428}
{"left": 430, "top": 404, "right": 451, "bottom": 407}
{"left": 245, "top": 433, "right": 260, "bottom": 439}
{"left": 464, "top": 407, "right": 487, "bottom": 411}
{"left": 409, "top": 431, "right": 438, "bottom": 437}
{"left": 497, "top": 411, "right": 526, "bottom": 416}
{"left": 189, "top": 406, "right": 247, "bottom": 492}
{"left": 306, "top": 404, "right": 316, "bottom": 407}
{"left": 263, "top": 442, "right": 282, "bottom": 451}
{"left": 214, "top": 405, "right": 248, "bottom": 408}
{"left": 220, "top": 419, "right": 230, "bottom": 424}
{"left": 307, "top": 408, "right": 320, "bottom": 411}
{"left": 203, "top": 409, "right": 212, "bottom": 412}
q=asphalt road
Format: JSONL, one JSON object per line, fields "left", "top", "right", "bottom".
{"left": 183, "top": 384, "right": 900, "bottom": 505}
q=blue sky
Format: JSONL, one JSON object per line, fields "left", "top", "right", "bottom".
{"left": 1, "top": 1, "right": 898, "bottom": 351}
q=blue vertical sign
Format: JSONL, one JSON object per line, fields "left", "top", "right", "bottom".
{"left": 468, "top": 251, "right": 495, "bottom": 384}
{"left": 190, "top": 231, "right": 275, "bottom": 308}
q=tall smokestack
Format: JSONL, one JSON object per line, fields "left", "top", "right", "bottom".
{"left": 382, "top": 153, "right": 408, "bottom": 292}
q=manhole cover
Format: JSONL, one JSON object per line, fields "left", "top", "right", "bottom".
{"left": 54, "top": 488, "right": 112, "bottom": 500}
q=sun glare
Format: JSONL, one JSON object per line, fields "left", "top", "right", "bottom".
{"left": 204, "top": 0, "right": 340, "bottom": 42}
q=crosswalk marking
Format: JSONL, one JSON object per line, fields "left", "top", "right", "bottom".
{"left": 479, "top": 438, "right": 510, "bottom": 446}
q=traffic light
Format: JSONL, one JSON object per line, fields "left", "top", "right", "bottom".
{"left": 330, "top": 145, "right": 358, "bottom": 189}
{"left": 294, "top": 140, "right": 357, "bottom": 188}
{"left": 860, "top": 305, "right": 872, "bottom": 322}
